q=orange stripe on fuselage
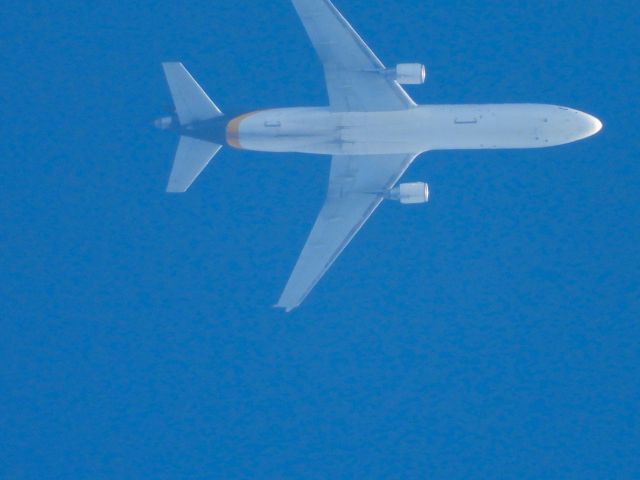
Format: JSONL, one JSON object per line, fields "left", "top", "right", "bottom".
{"left": 226, "top": 111, "right": 260, "bottom": 149}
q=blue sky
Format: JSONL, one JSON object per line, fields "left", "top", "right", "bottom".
{"left": 2, "top": 0, "right": 638, "bottom": 478}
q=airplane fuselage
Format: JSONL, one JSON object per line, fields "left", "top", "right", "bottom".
{"left": 222, "top": 104, "right": 602, "bottom": 155}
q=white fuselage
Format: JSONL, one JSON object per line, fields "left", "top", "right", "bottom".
{"left": 226, "top": 104, "right": 602, "bottom": 155}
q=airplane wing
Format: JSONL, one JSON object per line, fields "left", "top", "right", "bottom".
{"left": 290, "top": 0, "right": 416, "bottom": 111}
{"left": 276, "top": 153, "right": 418, "bottom": 311}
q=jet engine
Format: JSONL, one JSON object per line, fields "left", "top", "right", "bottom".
{"left": 389, "top": 182, "right": 429, "bottom": 204}
{"left": 393, "top": 63, "right": 426, "bottom": 84}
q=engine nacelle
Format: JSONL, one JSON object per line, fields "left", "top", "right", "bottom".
{"left": 389, "top": 182, "right": 429, "bottom": 204}
{"left": 394, "top": 63, "right": 426, "bottom": 84}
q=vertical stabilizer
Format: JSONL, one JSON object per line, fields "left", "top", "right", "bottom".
{"left": 167, "top": 136, "right": 222, "bottom": 193}
{"left": 162, "top": 62, "right": 223, "bottom": 125}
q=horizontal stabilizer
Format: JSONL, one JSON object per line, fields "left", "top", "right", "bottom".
{"left": 167, "top": 136, "right": 221, "bottom": 193}
{"left": 162, "top": 62, "right": 223, "bottom": 125}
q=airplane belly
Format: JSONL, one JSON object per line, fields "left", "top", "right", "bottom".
{"left": 227, "top": 108, "right": 428, "bottom": 155}
{"left": 318, "top": 106, "right": 555, "bottom": 153}
{"left": 225, "top": 104, "right": 595, "bottom": 155}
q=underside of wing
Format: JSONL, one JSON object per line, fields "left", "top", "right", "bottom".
{"left": 290, "top": 0, "right": 416, "bottom": 112}
{"left": 276, "top": 153, "right": 419, "bottom": 311}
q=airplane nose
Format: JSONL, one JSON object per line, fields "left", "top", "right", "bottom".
{"left": 572, "top": 111, "right": 603, "bottom": 140}
{"left": 538, "top": 107, "right": 603, "bottom": 146}
{"left": 578, "top": 111, "right": 602, "bottom": 137}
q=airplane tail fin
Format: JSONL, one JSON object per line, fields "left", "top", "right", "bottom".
{"left": 166, "top": 136, "right": 222, "bottom": 193}
{"left": 161, "top": 62, "right": 224, "bottom": 192}
{"left": 162, "top": 62, "right": 223, "bottom": 125}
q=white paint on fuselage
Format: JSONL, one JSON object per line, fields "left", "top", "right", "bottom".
{"left": 233, "top": 104, "right": 602, "bottom": 155}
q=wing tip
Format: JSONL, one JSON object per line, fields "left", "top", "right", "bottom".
{"left": 166, "top": 183, "right": 188, "bottom": 193}
{"left": 273, "top": 303, "right": 297, "bottom": 313}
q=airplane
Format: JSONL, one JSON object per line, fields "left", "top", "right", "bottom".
{"left": 155, "top": 0, "right": 602, "bottom": 312}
